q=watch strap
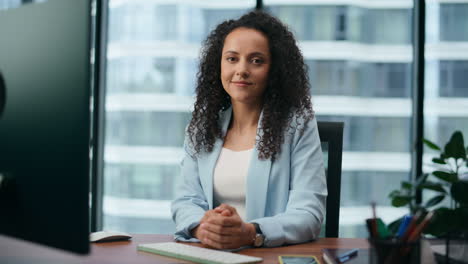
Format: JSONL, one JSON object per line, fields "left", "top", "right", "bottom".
{"left": 252, "top": 223, "right": 263, "bottom": 235}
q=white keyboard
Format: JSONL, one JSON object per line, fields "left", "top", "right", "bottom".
{"left": 137, "top": 242, "right": 263, "bottom": 264}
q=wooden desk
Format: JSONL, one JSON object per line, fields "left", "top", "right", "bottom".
{"left": 0, "top": 234, "right": 369, "bottom": 264}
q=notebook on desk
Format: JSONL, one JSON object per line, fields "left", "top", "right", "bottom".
{"left": 322, "top": 248, "right": 368, "bottom": 264}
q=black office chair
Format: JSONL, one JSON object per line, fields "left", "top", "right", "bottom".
{"left": 317, "top": 121, "right": 344, "bottom": 238}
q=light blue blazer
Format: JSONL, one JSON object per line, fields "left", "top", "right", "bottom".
{"left": 171, "top": 107, "right": 327, "bottom": 247}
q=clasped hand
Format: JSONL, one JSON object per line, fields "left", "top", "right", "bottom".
{"left": 192, "top": 204, "right": 256, "bottom": 249}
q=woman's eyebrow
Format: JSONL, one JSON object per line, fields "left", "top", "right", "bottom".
{"left": 222, "top": 51, "right": 268, "bottom": 57}
{"left": 223, "top": 50, "right": 239, "bottom": 55}
{"left": 249, "top": 52, "right": 267, "bottom": 57}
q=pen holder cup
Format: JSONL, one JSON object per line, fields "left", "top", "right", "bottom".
{"left": 368, "top": 238, "right": 421, "bottom": 264}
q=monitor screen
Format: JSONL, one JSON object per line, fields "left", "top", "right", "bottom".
{"left": 0, "top": 0, "right": 91, "bottom": 254}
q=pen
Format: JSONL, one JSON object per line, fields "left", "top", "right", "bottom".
{"left": 337, "top": 248, "right": 358, "bottom": 263}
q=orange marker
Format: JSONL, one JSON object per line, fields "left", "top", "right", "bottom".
{"left": 407, "top": 211, "right": 434, "bottom": 242}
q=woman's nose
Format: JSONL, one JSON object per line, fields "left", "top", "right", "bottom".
{"left": 235, "top": 62, "right": 250, "bottom": 78}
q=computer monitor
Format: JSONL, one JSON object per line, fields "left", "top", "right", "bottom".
{"left": 0, "top": 0, "right": 91, "bottom": 254}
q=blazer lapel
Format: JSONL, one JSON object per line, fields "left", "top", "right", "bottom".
{"left": 198, "top": 107, "right": 232, "bottom": 210}
{"left": 245, "top": 109, "right": 272, "bottom": 221}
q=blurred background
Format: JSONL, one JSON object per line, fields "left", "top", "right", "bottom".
{"left": 2, "top": 0, "right": 467, "bottom": 237}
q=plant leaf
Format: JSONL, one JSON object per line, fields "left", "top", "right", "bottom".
{"left": 401, "top": 181, "right": 412, "bottom": 190}
{"left": 432, "top": 158, "right": 446, "bottom": 164}
{"left": 424, "top": 139, "right": 441, "bottom": 151}
{"left": 451, "top": 180, "right": 468, "bottom": 205}
{"left": 415, "top": 173, "right": 429, "bottom": 187}
{"left": 425, "top": 207, "right": 453, "bottom": 236}
{"left": 388, "top": 190, "right": 400, "bottom": 199}
{"left": 424, "top": 195, "right": 445, "bottom": 207}
{"left": 433, "top": 171, "right": 458, "bottom": 183}
{"left": 418, "top": 182, "right": 447, "bottom": 193}
{"left": 391, "top": 195, "right": 412, "bottom": 207}
{"left": 444, "top": 131, "right": 466, "bottom": 159}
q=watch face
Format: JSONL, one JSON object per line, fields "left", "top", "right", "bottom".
{"left": 254, "top": 234, "right": 264, "bottom": 247}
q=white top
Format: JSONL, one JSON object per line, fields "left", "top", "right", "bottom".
{"left": 213, "top": 147, "right": 253, "bottom": 220}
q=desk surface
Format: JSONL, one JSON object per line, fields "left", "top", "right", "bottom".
{"left": 0, "top": 234, "right": 370, "bottom": 264}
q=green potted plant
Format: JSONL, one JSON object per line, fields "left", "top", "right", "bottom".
{"left": 388, "top": 131, "right": 468, "bottom": 237}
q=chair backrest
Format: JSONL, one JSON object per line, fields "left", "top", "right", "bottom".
{"left": 317, "top": 121, "right": 344, "bottom": 238}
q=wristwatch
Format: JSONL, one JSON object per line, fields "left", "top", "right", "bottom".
{"left": 252, "top": 223, "right": 265, "bottom": 247}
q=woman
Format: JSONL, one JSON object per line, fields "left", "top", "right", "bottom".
{"left": 171, "top": 11, "right": 327, "bottom": 249}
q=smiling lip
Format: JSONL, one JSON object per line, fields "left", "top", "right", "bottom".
{"left": 231, "top": 81, "right": 253, "bottom": 87}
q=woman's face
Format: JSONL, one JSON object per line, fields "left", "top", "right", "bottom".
{"left": 221, "top": 27, "right": 271, "bottom": 106}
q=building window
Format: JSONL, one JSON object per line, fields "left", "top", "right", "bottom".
{"left": 440, "top": 4, "right": 468, "bottom": 42}
{"left": 439, "top": 61, "right": 468, "bottom": 97}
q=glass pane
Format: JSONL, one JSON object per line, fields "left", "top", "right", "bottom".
{"left": 424, "top": 1, "right": 468, "bottom": 209}
{"left": 265, "top": 0, "right": 413, "bottom": 237}
{"left": 103, "top": 1, "right": 255, "bottom": 234}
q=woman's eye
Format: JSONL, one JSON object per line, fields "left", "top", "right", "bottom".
{"left": 252, "top": 58, "right": 264, "bottom": 64}
{"left": 226, "top": 57, "right": 237, "bottom": 62}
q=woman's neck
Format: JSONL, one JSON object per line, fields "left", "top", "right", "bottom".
{"left": 229, "top": 102, "right": 262, "bottom": 134}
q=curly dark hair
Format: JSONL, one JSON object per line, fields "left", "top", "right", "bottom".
{"left": 188, "top": 10, "right": 313, "bottom": 161}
